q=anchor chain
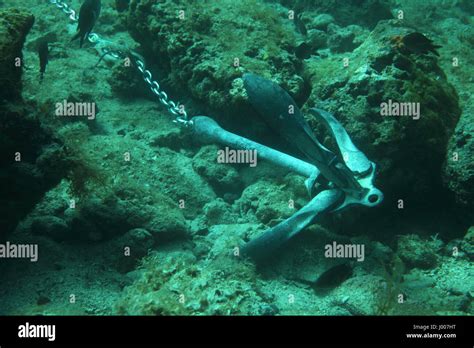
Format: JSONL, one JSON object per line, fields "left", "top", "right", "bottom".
{"left": 134, "top": 58, "right": 189, "bottom": 125}
{"left": 48, "top": 0, "right": 190, "bottom": 125}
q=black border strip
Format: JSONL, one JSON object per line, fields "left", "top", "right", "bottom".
{"left": 0, "top": 315, "right": 471, "bottom": 345}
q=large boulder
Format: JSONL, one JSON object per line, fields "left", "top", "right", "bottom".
{"left": 443, "top": 108, "right": 474, "bottom": 221}
{"left": 304, "top": 20, "right": 461, "bottom": 208}
{"left": 127, "top": 0, "right": 305, "bottom": 115}
{"left": 0, "top": 8, "right": 68, "bottom": 239}
{"left": 0, "top": 8, "right": 34, "bottom": 101}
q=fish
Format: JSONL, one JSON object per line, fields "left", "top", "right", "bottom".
{"left": 290, "top": 263, "right": 353, "bottom": 290}
{"left": 402, "top": 32, "right": 442, "bottom": 56}
{"left": 72, "top": 0, "right": 101, "bottom": 48}
{"left": 295, "top": 41, "right": 312, "bottom": 59}
{"left": 313, "top": 263, "right": 353, "bottom": 289}
{"left": 37, "top": 40, "right": 49, "bottom": 82}
{"left": 294, "top": 13, "right": 307, "bottom": 36}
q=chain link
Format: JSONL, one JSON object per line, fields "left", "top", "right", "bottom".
{"left": 48, "top": 0, "right": 191, "bottom": 126}
{"left": 49, "top": 0, "right": 78, "bottom": 21}
{"left": 133, "top": 57, "right": 189, "bottom": 124}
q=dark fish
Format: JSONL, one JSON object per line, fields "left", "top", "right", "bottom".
{"left": 295, "top": 41, "right": 311, "bottom": 59}
{"left": 313, "top": 263, "right": 353, "bottom": 289}
{"left": 289, "top": 263, "right": 353, "bottom": 291}
{"left": 294, "top": 13, "right": 307, "bottom": 36}
{"left": 37, "top": 40, "right": 49, "bottom": 82}
{"left": 402, "top": 32, "right": 441, "bottom": 56}
{"left": 72, "top": 0, "right": 101, "bottom": 48}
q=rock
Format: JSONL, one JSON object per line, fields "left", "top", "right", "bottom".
{"left": 149, "top": 126, "right": 184, "bottom": 151}
{"left": 77, "top": 196, "right": 132, "bottom": 240}
{"left": 192, "top": 145, "right": 242, "bottom": 195}
{"left": 108, "top": 62, "right": 149, "bottom": 99}
{"left": 307, "top": 29, "right": 328, "bottom": 49}
{"left": 0, "top": 108, "right": 67, "bottom": 239}
{"left": 152, "top": 149, "right": 216, "bottom": 219}
{"left": 0, "top": 8, "right": 34, "bottom": 101}
{"left": 68, "top": 193, "right": 187, "bottom": 242}
{"left": 235, "top": 180, "right": 300, "bottom": 225}
{"left": 463, "top": 226, "right": 474, "bottom": 245}
{"left": 0, "top": 9, "right": 64, "bottom": 240}
{"left": 304, "top": 0, "right": 392, "bottom": 29}
{"left": 435, "top": 258, "right": 473, "bottom": 297}
{"left": 311, "top": 13, "right": 335, "bottom": 31}
{"left": 114, "top": 228, "right": 154, "bottom": 273}
{"left": 203, "top": 198, "right": 237, "bottom": 225}
{"left": 124, "top": 228, "right": 154, "bottom": 249}
{"left": 327, "top": 24, "right": 358, "bottom": 53}
{"left": 126, "top": 0, "right": 304, "bottom": 113}
{"left": 403, "top": 270, "right": 436, "bottom": 290}
{"left": 397, "top": 234, "right": 438, "bottom": 269}
{"left": 189, "top": 215, "right": 208, "bottom": 236}
{"left": 259, "top": 303, "right": 279, "bottom": 316}
{"left": 229, "top": 77, "right": 247, "bottom": 104}
{"left": 116, "top": 248, "right": 264, "bottom": 315}
{"left": 443, "top": 108, "right": 474, "bottom": 220}
{"left": 144, "top": 211, "right": 188, "bottom": 243}
{"left": 459, "top": 227, "right": 474, "bottom": 260}
{"left": 35, "top": 144, "right": 70, "bottom": 184}
{"left": 305, "top": 20, "right": 461, "bottom": 208}
{"left": 206, "top": 223, "right": 258, "bottom": 259}
{"left": 30, "top": 216, "right": 69, "bottom": 241}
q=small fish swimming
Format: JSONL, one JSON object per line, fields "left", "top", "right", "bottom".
{"left": 72, "top": 0, "right": 101, "bottom": 48}
{"left": 37, "top": 40, "right": 49, "bottom": 82}
{"left": 402, "top": 32, "right": 442, "bottom": 56}
{"left": 295, "top": 41, "right": 311, "bottom": 59}
{"left": 294, "top": 13, "right": 307, "bottom": 36}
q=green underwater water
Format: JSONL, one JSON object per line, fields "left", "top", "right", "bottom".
{"left": 0, "top": 0, "right": 472, "bottom": 316}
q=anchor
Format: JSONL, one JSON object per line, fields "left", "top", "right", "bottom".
{"left": 191, "top": 73, "right": 383, "bottom": 262}
{"left": 46, "top": 1, "right": 384, "bottom": 264}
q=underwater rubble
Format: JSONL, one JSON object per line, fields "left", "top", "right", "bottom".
{"left": 0, "top": 0, "right": 472, "bottom": 318}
